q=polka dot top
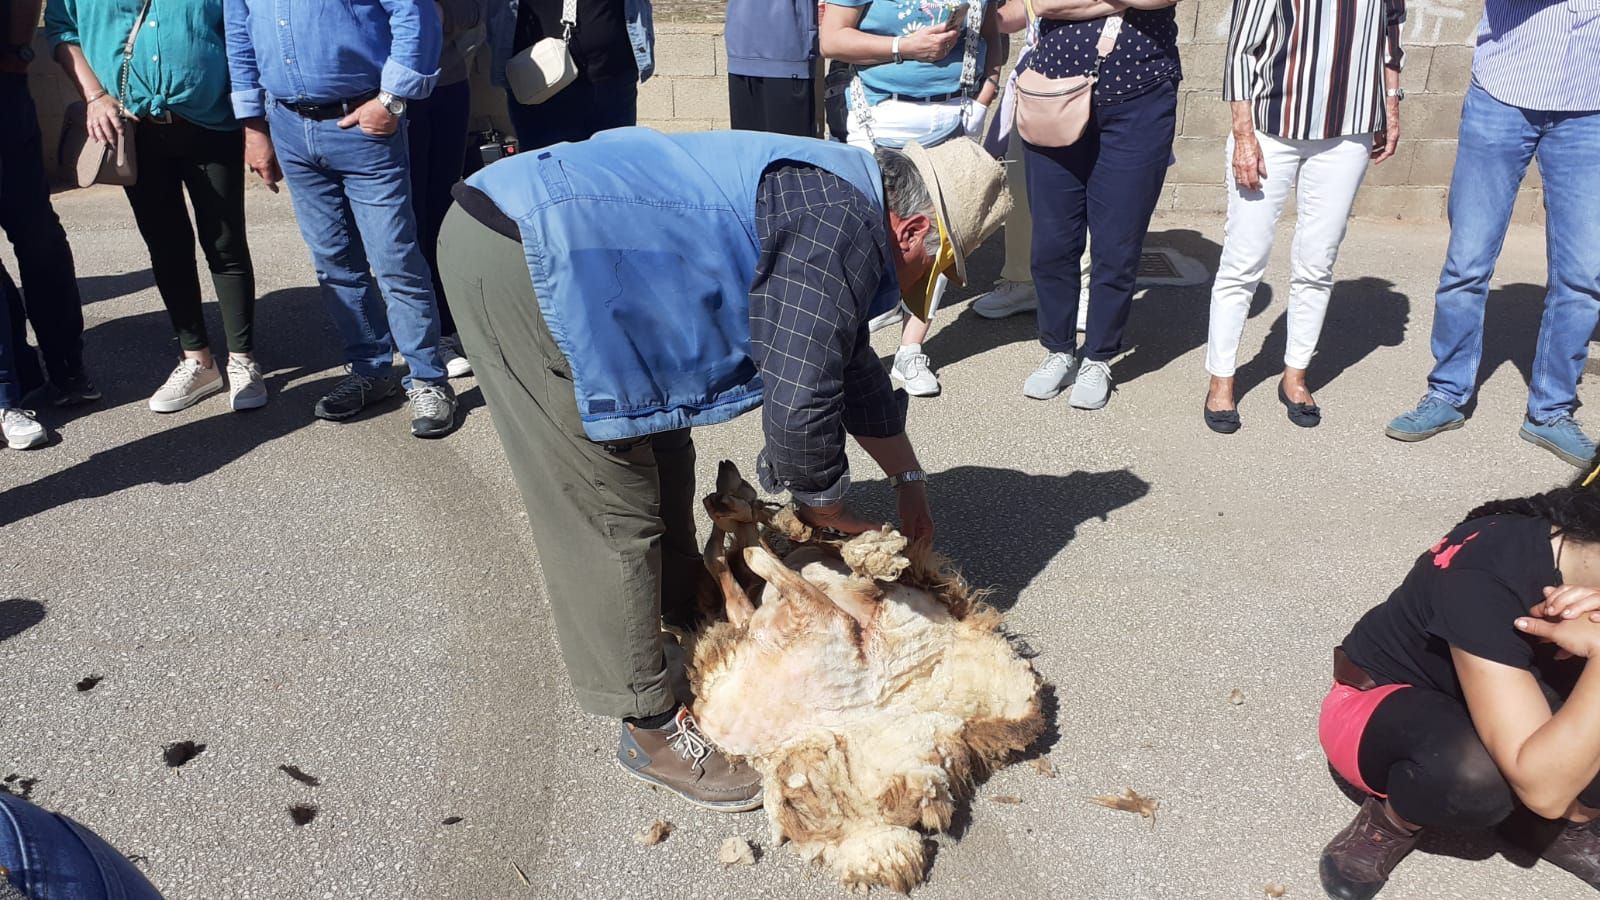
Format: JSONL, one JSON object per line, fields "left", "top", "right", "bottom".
{"left": 1030, "top": 9, "right": 1182, "bottom": 106}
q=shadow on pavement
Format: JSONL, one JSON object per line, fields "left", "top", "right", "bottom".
{"left": 0, "top": 599, "right": 45, "bottom": 641}
{"left": 853, "top": 466, "right": 1153, "bottom": 612}
{"left": 1471, "top": 282, "right": 1545, "bottom": 411}
{"left": 1234, "top": 277, "right": 1412, "bottom": 403}
{"left": 79, "top": 268, "right": 155, "bottom": 306}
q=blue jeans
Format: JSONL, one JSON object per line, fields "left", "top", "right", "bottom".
{"left": 505, "top": 76, "right": 638, "bottom": 152}
{"left": 407, "top": 79, "right": 472, "bottom": 338}
{"left": 1024, "top": 80, "right": 1178, "bottom": 362}
{"left": 1427, "top": 81, "right": 1600, "bottom": 423}
{"left": 267, "top": 103, "right": 445, "bottom": 386}
{"left": 0, "top": 74, "right": 86, "bottom": 390}
{"left": 0, "top": 794, "right": 164, "bottom": 899}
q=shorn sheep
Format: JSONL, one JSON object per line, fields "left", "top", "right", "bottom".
{"left": 681, "top": 462, "right": 1047, "bottom": 892}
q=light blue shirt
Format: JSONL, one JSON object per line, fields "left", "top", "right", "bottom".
{"left": 1472, "top": 0, "right": 1600, "bottom": 111}
{"left": 828, "top": 0, "right": 990, "bottom": 105}
{"left": 225, "top": 0, "right": 443, "bottom": 119}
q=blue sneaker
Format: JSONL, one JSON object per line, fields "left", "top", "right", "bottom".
{"left": 1520, "top": 416, "right": 1596, "bottom": 469}
{"left": 1385, "top": 395, "right": 1465, "bottom": 442}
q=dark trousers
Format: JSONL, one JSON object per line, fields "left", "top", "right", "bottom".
{"left": 124, "top": 117, "right": 255, "bottom": 354}
{"left": 1359, "top": 685, "right": 1600, "bottom": 829}
{"left": 1025, "top": 80, "right": 1177, "bottom": 362}
{"left": 0, "top": 73, "right": 86, "bottom": 389}
{"left": 728, "top": 73, "right": 816, "bottom": 137}
{"left": 505, "top": 75, "right": 638, "bottom": 152}
{"left": 438, "top": 205, "right": 700, "bottom": 718}
{"left": 407, "top": 78, "right": 472, "bottom": 337}
{"left": 0, "top": 266, "right": 22, "bottom": 408}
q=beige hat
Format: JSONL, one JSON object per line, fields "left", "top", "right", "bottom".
{"left": 901, "top": 137, "right": 1012, "bottom": 287}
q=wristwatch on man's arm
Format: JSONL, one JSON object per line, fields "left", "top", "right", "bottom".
{"left": 888, "top": 470, "right": 927, "bottom": 490}
{"left": 376, "top": 90, "right": 408, "bottom": 117}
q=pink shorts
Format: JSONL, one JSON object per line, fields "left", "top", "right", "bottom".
{"left": 1318, "top": 681, "right": 1411, "bottom": 797}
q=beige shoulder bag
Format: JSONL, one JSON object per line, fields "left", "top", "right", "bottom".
{"left": 58, "top": 0, "right": 149, "bottom": 187}
{"left": 1014, "top": 9, "right": 1123, "bottom": 149}
{"left": 505, "top": 0, "right": 579, "bottom": 105}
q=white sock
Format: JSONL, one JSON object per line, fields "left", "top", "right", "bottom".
{"left": 898, "top": 343, "right": 922, "bottom": 357}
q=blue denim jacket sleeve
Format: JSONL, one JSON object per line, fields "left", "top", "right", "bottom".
{"left": 488, "top": 0, "right": 654, "bottom": 89}
{"left": 225, "top": 0, "right": 266, "bottom": 118}
{"left": 379, "top": 0, "right": 445, "bottom": 99}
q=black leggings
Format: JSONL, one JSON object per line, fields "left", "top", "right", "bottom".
{"left": 1358, "top": 686, "right": 1600, "bottom": 829}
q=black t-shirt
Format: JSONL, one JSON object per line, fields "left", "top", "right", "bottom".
{"left": 1342, "top": 514, "right": 1567, "bottom": 701}
{"left": 514, "top": 0, "right": 636, "bottom": 83}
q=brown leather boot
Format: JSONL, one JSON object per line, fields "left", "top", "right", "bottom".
{"left": 1539, "top": 818, "right": 1600, "bottom": 886}
{"left": 616, "top": 707, "right": 763, "bottom": 813}
{"left": 1319, "top": 798, "right": 1422, "bottom": 900}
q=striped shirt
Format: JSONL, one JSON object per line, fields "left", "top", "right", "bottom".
{"left": 1224, "top": 0, "right": 1406, "bottom": 140}
{"left": 1472, "top": 0, "right": 1600, "bottom": 112}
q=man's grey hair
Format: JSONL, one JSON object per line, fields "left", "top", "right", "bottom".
{"left": 876, "top": 148, "right": 941, "bottom": 258}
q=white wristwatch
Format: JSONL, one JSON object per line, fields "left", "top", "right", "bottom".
{"left": 891, "top": 35, "right": 903, "bottom": 65}
{"left": 888, "top": 469, "right": 927, "bottom": 489}
{"left": 1385, "top": 87, "right": 1406, "bottom": 101}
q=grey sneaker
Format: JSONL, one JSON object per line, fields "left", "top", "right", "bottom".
{"left": 1069, "top": 359, "right": 1113, "bottom": 410}
{"left": 226, "top": 357, "right": 268, "bottom": 411}
{"left": 149, "top": 359, "right": 224, "bottom": 413}
{"left": 408, "top": 382, "right": 459, "bottom": 438}
{"left": 972, "top": 280, "right": 1037, "bottom": 319}
{"left": 617, "top": 707, "right": 763, "bottom": 813}
{"left": 1, "top": 408, "right": 49, "bottom": 450}
{"left": 891, "top": 346, "right": 940, "bottom": 397}
{"left": 440, "top": 335, "right": 472, "bottom": 379}
{"left": 869, "top": 305, "right": 904, "bottom": 334}
{"left": 1023, "top": 351, "right": 1078, "bottom": 400}
{"left": 314, "top": 369, "right": 398, "bottom": 421}
{"left": 1385, "top": 395, "right": 1465, "bottom": 442}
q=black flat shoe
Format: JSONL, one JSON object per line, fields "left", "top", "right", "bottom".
{"left": 1204, "top": 399, "right": 1241, "bottom": 434}
{"left": 1278, "top": 382, "right": 1322, "bottom": 428}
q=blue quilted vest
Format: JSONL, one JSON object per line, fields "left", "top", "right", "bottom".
{"left": 464, "top": 127, "right": 899, "bottom": 442}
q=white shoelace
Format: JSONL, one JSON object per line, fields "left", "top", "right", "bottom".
{"left": 1078, "top": 360, "right": 1110, "bottom": 387}
{"left": 160, "top": 360, "right": 207, "bottom": 394}
{"left": 1036, "top": 352, "right": 1073, "bottom": 378}
{"left": 667, "top": 711, "right": 712, "bottom": 768}
{"left": 898, "top": 352, "right": 931, "bottom": 379}
{"left": 1, "top": 408, "right": 38, "bottom": 429}
{"left": 408, "top": 384, "right": 452, "bottom": 419}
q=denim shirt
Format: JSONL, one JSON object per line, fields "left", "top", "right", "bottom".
{"left": 485, "top": 0, "right": 654, "bottom": 88}
{"left": 225, "top": 0, "right": 443, "bottom": 118}
{"left": 463, "top": 128, "right": 896, "bottom": 443}
{"left": 45, "top": 0, "right": 237, "bottom": 129}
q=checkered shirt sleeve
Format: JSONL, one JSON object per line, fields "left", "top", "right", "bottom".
{"left": 749, "top": 164, "right": 906, "bottom": 507}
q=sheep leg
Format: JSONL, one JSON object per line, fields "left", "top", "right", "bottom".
{"left": 740, "top": 545, "right": 883, "bottom": 633}
{"left": 703, "top": 525, "right": 755, "bottom": 627}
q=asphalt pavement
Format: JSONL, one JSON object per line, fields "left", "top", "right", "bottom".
{"left": 0, "top": 186, "right": 1589, "bottom": 900}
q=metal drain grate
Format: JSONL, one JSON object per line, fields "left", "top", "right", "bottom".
{"left": 1137, "top": 251, "right": 1179, "bottom": 279}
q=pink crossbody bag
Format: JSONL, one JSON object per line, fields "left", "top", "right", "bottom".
{"left": 1014, "top": 7, "right": 1123, "bottom": 148}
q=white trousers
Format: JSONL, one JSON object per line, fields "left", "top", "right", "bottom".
{"left": 1205, "top": 132, "right": 1371, "bottom": 377}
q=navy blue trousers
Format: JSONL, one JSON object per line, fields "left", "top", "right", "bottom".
{"left": 407, "top": 78, "right": 473, "bottom": 337}
{"left": 1024, "top": 80, "right": 1177, "bottom": 362}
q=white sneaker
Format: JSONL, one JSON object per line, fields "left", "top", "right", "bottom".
{"left": 1069, "top": 359, "right": 1113, "bottom": 410}
{"left": 1, "top": 408, "right": 48, "bottom": 450}
{"left": 868, "top": 305, "right": 903, "bottom": 334}
{"left": 972, "top": 280, "right": 1038, "bottom": 319}
{"left": 226, "top": 357, "right": 268, "bottom": 411}
{"left": 891, "top": 346, "right": 940, "bottom": 397}
{"left": 149, "top": 359, "right": 224, "bottom": 413}
{"left": 440, "top": 335, "right": 472, "bottom": 378}
{"left": 1023, "top": 351, "right": 1078, "bottom": 400}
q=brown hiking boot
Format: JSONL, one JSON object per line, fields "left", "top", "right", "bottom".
{"left": 616, "top": 707, "right": 763, "bottom": 813}
{"left": 1319, "top": 798, "right": 1422, "bottom": 900}
{"left": 1539, "top": 818, "right": 1600, "bottom": 886}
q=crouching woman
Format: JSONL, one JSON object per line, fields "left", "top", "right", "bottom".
{"left": 1318, "top": 470, "right": 1600, "bottom": 898}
